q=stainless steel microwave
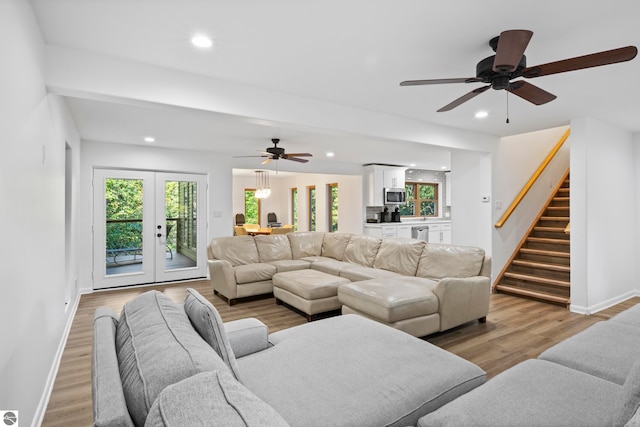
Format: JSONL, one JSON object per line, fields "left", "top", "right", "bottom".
{"left": 384, "top": 187, "right": 406, "bottom": 204}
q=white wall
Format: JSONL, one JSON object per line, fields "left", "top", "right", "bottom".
{"left": 233, "top": 171, "right": 363, "bottom": 234}
{"left": 570, "top": 117, "right": 637, "bottom": 313}
{"left": 490, "top": 126, "right": 570, "bottom": 283}
{"left": 450, "top": 150, "right": 493, "bottom": 252}
{"left": 0, "top": 2, "right": 81, "bottom": 425}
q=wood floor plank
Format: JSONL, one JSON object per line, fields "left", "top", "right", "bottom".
{"left": 40, "top": 281, "right": 640, "bottom": 427}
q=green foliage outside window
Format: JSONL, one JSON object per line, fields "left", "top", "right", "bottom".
{"left": 400, "top": 182, "right": 438, "bottom": 217}
{"left": 106, "top": 178, "right": 143, "bottom": 250}
{"left": 329, "top": 184, "right": 338, "bottom": 232}
{"left": 308, "top": 186, "right": 316, "bottom": 231}
{"left": 245, "top": 189, "right": 259, "bottom": 224}
{"left": 292, "top": 188, "right": 298, "bottom": 231}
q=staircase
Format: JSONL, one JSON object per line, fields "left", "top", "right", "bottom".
{"left": 494, "top": 172, "right": 571, "bottom": 307}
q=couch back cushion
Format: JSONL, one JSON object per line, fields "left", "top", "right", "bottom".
{"left": 145, "top": 371, "right": 290, "bottom": 427}
{"left": 287, "top": 232, "right": 324, "bottom": 259}
{"left": 321, "top": 233, "right": 353, "bottom": 261}
{"left": 184, "top": 289, "right": 241, "bottom": 381}
{"left": 343, "top": 235, "right": 382, "bottom": 267}
{"left": 416, "top": 243, "right": 485, "bottom": 279}
{"left": 374, "top": 238, "right": 425, "bottom": 276}
{"left": 209, "top": 236, "right": 259, "bottom": 266}
{"left": 613, "top": 358, "right": 640, "bottom": 426}
{"left": 116, "top": 291, "right": 229, "bottom": 426}
{"left": 255, "top": 235, "right": 293, "bottom": 262}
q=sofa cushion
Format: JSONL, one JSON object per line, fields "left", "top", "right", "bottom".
{"left": 234, "top": 263, "right": 277, "bottom": 284}
{"left": 339, "top": 265, "right": 401, "bottom": 282}
{"left": 610, "top": 303, "right": 640, "bottom": 329}
{"left": 417, "top": 243, "right": 485, "bottom": 279}
{"left": 255, "top": 235, "right": 293, "bottom": 262}
{"left": 116, "top": 291, "right": 229, "bottom": 426}
{"left": 338, "top": 278, "right": 439, "bottom": 323}
{"left": 238, "top": 314, "right": 486, "bottom": 427}
{"left": 287, "top": 232, "right": 324, "bottom": 259}
{"left": 267, "top": 259, "right": 311, "bottom": 273}
{"left": 321, "top": 232, "right": 352, "bottom": 261}
{"left": 311, "top": 259, "right": 356, "bottom": 276}
{"left": 417, "top": 359, "right": 621, "bottom": 427}
{"left": 613, "top": 358, "right": 640, "bottom": 427}
{"left": 343, "top": 235, "right": 382, "bottom": 267}
{"left": 209, "top": 236, "right": 259, "bottom": 266}
{"left": 538, "top": 321, "right": 640, "bottom": 385}
{"left": 144, "top": 371, "right": 290, "bottom": 427}
{"left": 374, "top": 238, "right": 425, "bottom": 276}
{"left": 184, "top": 288, "right": 241, "bottom": 380}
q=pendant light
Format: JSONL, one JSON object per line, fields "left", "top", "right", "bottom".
{"left": 255, "top": 170, "right": 271, "bottom": 199}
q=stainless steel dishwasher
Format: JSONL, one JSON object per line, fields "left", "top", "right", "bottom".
{"left": 411, "top": 225, "right": 429, "bottom": 241}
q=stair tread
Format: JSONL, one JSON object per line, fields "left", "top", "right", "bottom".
{"left": 534, "top": 226, "right": 568, "bottom": 233}
{"left": 512, "top": 259, "right": 571, "bottom": 272}
{"left": 503, "top": 271, "right": 570, "bottom": 287}
{"left": 527, "top": 237, "right": 570, "bottom": 245}
{"left": 520, "top": 248, "right": 570, "bottom": 257}
{"left": 540, "top": 216, "right": 570, "bottom": 221}
{"left": 495, "top": 284, "right": 570, "bottom": 305}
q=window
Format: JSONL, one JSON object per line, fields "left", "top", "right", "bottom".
{"left": 244, "top": 188, "right": 260, "bottom": 225}
{"left": 400, "top": 182, "right": 438, "bottom": 217}
{"left": 291, "top": 187, "right": 298, "bottom": 231}
{"left": 327, "top": 183, "right": 338, "bottom": 232}
{"left": 307, "top": 185, "right": 316, "bottom": 231}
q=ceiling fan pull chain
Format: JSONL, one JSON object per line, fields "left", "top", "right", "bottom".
{"left": 506, "top": 91, "right": 510, "bottom": 124}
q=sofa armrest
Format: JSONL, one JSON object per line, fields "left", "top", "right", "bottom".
{"left": 224, "top": 318, "right": 269, "bottom": 358}
{"left": 93, "top": 307, "right": 135, "bottom": 427}
{"left": 433, "top": 276, "right": 491, "bottom": 332}
{"left": 208, "top": 259, "right": 238, "bottom": 302}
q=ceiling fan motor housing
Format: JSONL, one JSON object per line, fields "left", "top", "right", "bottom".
{"left": 476, "top": 55, "right": 527, "bottom": 90}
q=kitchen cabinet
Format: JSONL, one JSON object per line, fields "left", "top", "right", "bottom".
{"left": 383, "top": 167, "right": 405, "bottom": 189}
{"left": 364, "top": 225, "right": 398, "bottom": 237}
{"left": 364, "top": 165, "right": 407, "bottom": 206}
{"left": 428, "top": 223, "right": 452, "bottom": 244}
{"left": 396, "top": 225, "right": 412, "bottom": 239}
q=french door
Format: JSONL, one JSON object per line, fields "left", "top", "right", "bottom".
{"left": 93, "top": 169, "right": 207, "bottom": 289}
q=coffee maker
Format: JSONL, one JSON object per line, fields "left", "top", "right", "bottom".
{"left": 391, "top": 206, "right": 401, "bottom": 222}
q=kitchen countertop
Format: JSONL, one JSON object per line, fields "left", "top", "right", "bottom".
{"left": 364, "top": 219, "right": 451, "bottom": 227}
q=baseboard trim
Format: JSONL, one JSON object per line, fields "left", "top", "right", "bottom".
{"left": 32, "top": 292, "right": 81, "bottom": 427}
{"left": 570, "top": 289, "right": 640, "bottom": 315}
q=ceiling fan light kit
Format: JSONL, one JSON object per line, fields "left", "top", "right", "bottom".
{"left": 401, "top": 29, "right": 638, "bottom": 113}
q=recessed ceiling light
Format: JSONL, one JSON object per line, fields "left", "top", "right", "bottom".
{"left": 409, "top": 163, "right": 416, "bottom": 167}
{"left": 441, "top": 166, "right": 448, "bottom": 170}
{"left": 144, "top": 136, "right": 155, "bottom": 143}
{"left": 191, "top": 34, "right": 213, "bottom": 49}
{"left": 326, "top": 152, "right": 335, "bottom": 157}
{"left": 475, "top": 111, "right": 489, "bottom": 119}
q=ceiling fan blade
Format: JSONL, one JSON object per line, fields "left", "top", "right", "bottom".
{"left": 400, "top": 77, "right": 483, "bottom": 86}
{"left": 261, "top": 157, "right": 273, "bottom": 165}
{"left": 283, "top": 153, "right": 312, "bottom": 157}
{"left": 437, "top": 85, "right": 491, "bottom": 112}
{"left": 506, "top": 81, "right": 556, "bottom": 105}
{"left": 284, "top": 156, "right": 309, "bottom": 163}
{"left": 233, "top": 155, "right": 269, "bottom": 158}
{"left": 493, "top": 30, "right": 533, "bottom": 72}
{"left": 522, "top": 45, "right": 638, "bottom": 78}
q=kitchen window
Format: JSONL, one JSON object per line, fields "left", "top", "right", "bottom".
{"left": 400, "top": 182, "right": 438, "bottom": 217}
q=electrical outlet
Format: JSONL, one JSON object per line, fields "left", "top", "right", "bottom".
{"left": 495, "top": 200, "right": 503, "bottom": 209}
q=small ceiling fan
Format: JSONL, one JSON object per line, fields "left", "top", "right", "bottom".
{"left": 400, "top": 30, "right": 637, "bottom": 112}
{"left": 234, "top": 138, "right": 312, "bottom": 164}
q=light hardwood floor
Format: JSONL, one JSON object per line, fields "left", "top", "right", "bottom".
{"left": 41, "top": 279, "right": 640, "bottom": 426}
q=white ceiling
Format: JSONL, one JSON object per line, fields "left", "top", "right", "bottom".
{"left": 30, "top": 0, "right": 640, "bottom": 172}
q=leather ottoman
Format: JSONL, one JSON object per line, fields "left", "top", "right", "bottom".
{"left": 338, "top": 277, "right": 441, "bottom": 337}
{"left": 273, "top": 269, "right": 351, "bottom": 321}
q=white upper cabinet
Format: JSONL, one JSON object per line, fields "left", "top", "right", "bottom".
{"left": 364, "top": 165, "right": 407, "bottom": 206}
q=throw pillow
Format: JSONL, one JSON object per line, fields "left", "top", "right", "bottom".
{"left": 144, "top": 371, "right": 290, "bottom": 427}
{"left": 116, "top": 290, "right": 229, "bottom": 427}
{"left": 184, "top": 288, "right": 241, "bottom": 381}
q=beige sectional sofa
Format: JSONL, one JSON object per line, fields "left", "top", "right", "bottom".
{"left": 208, "top": 231, "right": 491, "bottom": 337}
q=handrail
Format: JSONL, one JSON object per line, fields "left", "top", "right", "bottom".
{"left": 495, "top": 128, "right": 571, "bottom": 228}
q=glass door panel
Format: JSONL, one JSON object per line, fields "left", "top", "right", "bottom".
{"left": 155, "top": 173, "right": 207, "bottom": 282}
